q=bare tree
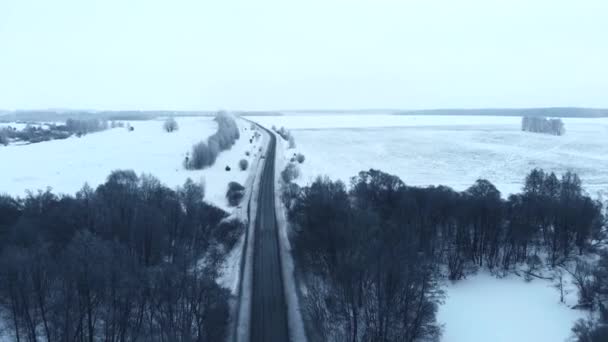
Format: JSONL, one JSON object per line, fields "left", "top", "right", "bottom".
{"left": 163, "top": 117, "right": 179, "bottom": 132}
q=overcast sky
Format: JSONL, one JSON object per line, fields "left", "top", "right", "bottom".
{"left": 0, "top": 0, "right": 606, "bottom": 110}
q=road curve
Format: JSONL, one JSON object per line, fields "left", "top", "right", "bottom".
{"left": 250, "top": 129, "right": 290, "bottom": 342}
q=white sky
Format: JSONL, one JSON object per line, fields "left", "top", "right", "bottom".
{"left": 0, "top": 0, "right": 606, "bottom": 110}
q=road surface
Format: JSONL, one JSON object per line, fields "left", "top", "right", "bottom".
{"left": 250, "top": 130, "right": 290, "bottom": 341}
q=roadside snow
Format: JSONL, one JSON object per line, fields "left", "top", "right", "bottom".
{"left": 249, "top": 115, "right": 608, "bottom": 197}
{"left": 0, "top": 116, "right": 258, "bottom": 211}
{"left": 438, "top": 272, "right": 585, "bottom": 342}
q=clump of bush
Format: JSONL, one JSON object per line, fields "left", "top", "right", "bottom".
{"left": 296, "top": 153, "right": 305, "bottom": 163}
{"left": 186, "top": 141, "right": 219, "bottom": 169}
{"left": 281, "top": 163, "right": 300, "bottom": 183}
{"left": 185, "top": 112, "right": 240, "bottom": 170}
{"left": 521, "top": 116, "right": 565, "bottom": 135}
{"left": 0, "top": 128, "right": 8, "bottom": 146}
{"left": 273, "top": 126, "right": 293, "bottom": 142}
{"left": 226, "top": 181, "right": 245, "bottom": 206}
{"left": 239, "top": 159, "right": 249, "bottom": 171}
{"left": 110, "top": 121, "right": 125, "bottom": 128}
{"left": 163, "top": 117, "right": 179, "bottom": 132}
{"left": 288, "top": 135, "right": 296, "bottom": 149}
{"left": 65, "top": 118, "right": 108, "bottom": 135}
{"left": 212, "top": 218, "right": 245, "bottom": 251}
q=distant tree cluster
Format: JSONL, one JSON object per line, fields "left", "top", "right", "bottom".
{"left": 0, "top": 118, "right": 110, "bottom": 146}
{"left": 163, "top": 117, "right": 179, "bottom": 132}
{"left": 0, "top": 171, "right": 241, "bottom": 341}
{"left": 283, "top": 168, "right": 604, "bottom": 341}
{"left": 185, "top": 112, "right": 240, "bottom": 170}
{"left": 65, "top": 118, "right": 109, "bottom": 136}
{"left": 522, "top": 116, "right": 565, "bottom": 135}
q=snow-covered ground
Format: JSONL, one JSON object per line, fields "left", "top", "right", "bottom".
{"left": 438, "top": 272, "right": 585, "bottom": 342}
{"left": 249, "top": 114, "right": 608, "bottom": 197}
{"left": 0, "top": 116, "right": 259, "bottom": 211}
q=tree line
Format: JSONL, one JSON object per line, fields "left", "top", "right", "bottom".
{"left": 282, "top": 168, "right": 605, "bottom": 342}
{"left": 0, "top": 170, "right": 242, "bottom": 342}
{"left": 185, "top": 112, "right": 240, "bottom": 170}
{"left": 1, "top": 119, "right": 109, "bottom": 146}
{"left": 521, "top": 116, "right": 565, "bottom": 135}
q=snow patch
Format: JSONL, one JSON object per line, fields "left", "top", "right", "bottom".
{"left": 438, "top": 272, "right": 585, "bottom": 342}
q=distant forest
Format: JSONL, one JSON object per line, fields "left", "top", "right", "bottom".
{"left": 0, "top": 110, "right": 216, "bottom": 123}
{"left": 394, "top": 107, "right": 608, "bottom": 118}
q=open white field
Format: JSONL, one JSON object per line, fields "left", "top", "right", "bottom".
{"left": 251, "top": 114, "right": 608, "bottom": 197}
{"left": 438, "top": 273, "right": 584, "bottom": 342}
{"left": 0, "top": 116, "right": 257, "bottom": 211}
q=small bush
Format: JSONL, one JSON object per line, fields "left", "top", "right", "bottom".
{"left": 163, "top": 117, "right": 179, "bottom": 132}
{"left": 226, "top": 182, "right": 245, "bottom": 206}
{"left": 296, "top": 153, "right": 305, "bottom": 163}
{"left": 281, "top": 163, "right": 300, "bottom": 183}
{"left": 245, "top": 151, "right": 250, "bottom": 157}
{"left": 288, "top": 135, "right": 296, "bottom": 149}
{"left": 239, "top": 159, "right": 249, "bottom": 171}
{"left": 0, "top": 129, "right": 8, "bottom": 146}
{"left": 213, "top": 218, "right": 245, "bottom": 251}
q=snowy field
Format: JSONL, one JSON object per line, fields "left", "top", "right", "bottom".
{"left": 250, "top": 114, "right": 608, "bottom": 197}
{"left": 438, "top": 273, "right": 584, "bottom": 342}
{"left": 0, "top": 116, "right": 258, "bottom": 211}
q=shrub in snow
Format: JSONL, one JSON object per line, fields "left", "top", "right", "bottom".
{"left": 226, "top": 181, "right": 245, "bottom": 206}
{"left": 239, "top": 159, "right": 249, "bottom": 171}
{"left": 281, "top": 163, "right": 300, "bottom": 183}
{"left": 296, "top": 153, "right": 305, "bottom": 164}
{"left": 245, "top": 151, "right": 250, "bottom": 157}
{"left": 288, "top": 134, "right": 296, "bottom": 149}
{"left": 0, "top": 129, "right": 8, "bottom": 146}
{"left": 163, "top": 117, "right": 179, "bottom": 132}
{"left": 213, "top": 218, "right": 245, "bottom": 251}
{"left": 225, "top": 165, "right": 231, "bottom": 171}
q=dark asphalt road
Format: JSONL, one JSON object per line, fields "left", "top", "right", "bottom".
{"left": 250, "top": 130, "right": 290, "bottom": 342}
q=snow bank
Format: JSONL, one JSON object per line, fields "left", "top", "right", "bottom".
{"left": 438, "top": 273, "right": 585, "bottom": 342}
{"left": 0, "top": 116, "right": 258, "bottom": 211}
{"left": 249, "top": 115, "right": 608, "bottom": 197}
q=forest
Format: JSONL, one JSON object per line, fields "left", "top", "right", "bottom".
{"left": 283, "top": 168, "right": 606, "bottom": 342}
{"left": 0, "top": 170, "right": 241, "bottom": 342}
